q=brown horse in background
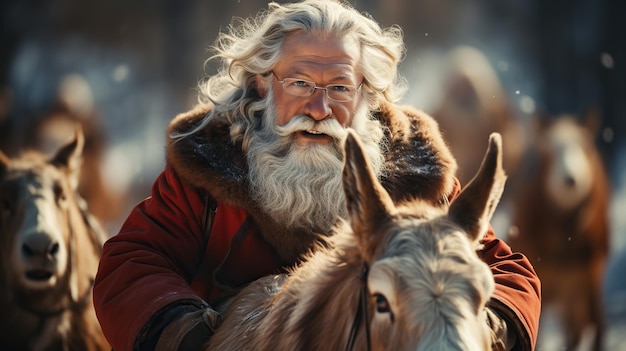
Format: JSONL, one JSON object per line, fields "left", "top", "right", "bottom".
{"left": 0, "top": 127, "right": 110, "bottom": 350}
{"left": 205, "top": 132, "right": 506, "bottom": 351}
{"left": 507, "top": 113, "right": 610, "bottom": 351}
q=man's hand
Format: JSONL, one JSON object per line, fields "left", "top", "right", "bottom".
{"left": 155, "top": 303, "right": 222, "bottom": 351}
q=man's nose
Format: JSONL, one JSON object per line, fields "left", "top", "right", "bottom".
{"left": 304, "top": 88, "right": 332, "bottom": 121}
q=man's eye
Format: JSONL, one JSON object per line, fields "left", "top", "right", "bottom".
{"left": 291, "top": 80, "right": 313, "bottom": 88}
{"left": 330, "top": 85, "right": 351, "bottom": 93}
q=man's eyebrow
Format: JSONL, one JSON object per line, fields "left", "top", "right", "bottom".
{"left": 328, "top": 75, "right": 357, "bottom": 84}
{"left": 283, "top": 68, "right": 356, "bottom": 84}
{"left": 282, "top": 68, "right": 308, "bottom": 78}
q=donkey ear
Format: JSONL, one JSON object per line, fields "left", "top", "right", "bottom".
{"left": 50, "top": 124, "right": 84, "bottom": 190}
{"left": 342, "top": 131, "right": 394, "bottom": 255}
{"left": 448, "top": 133, "right": 507, "bottom": 241}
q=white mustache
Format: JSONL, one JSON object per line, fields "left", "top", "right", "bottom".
{"left": 275, "top": 115, "right": 348, "bottom": 141}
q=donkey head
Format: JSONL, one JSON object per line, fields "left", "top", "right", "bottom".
{"left": 0, "top": 127, "right": 84, "bottom": 312}
{"left": 341, "top": 130, "right": 506, "bottom": 350}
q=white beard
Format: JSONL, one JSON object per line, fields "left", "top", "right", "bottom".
{"left": 246, "top": 93, "right": 385, "bottom": 233}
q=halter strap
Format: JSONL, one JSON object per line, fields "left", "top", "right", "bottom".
{"left": 345, "top": 262, "right": 371, "bottom": 351}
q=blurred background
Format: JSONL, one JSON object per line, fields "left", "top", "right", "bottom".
{"left": 1, "top": 0, "right": 624, "bottom": 349}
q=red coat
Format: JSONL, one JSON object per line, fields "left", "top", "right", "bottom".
{"left": 94, "top": 102, "right": 541, "bottom": 350}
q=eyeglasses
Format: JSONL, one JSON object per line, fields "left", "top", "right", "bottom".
{"left": 271, "top": 71, "right": 361, "bottom": 102}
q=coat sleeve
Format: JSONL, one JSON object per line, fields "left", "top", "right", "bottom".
{"left": 481, "top": 227, "right": 541, "bottom": 351}
{"left": 93, "top": 165, "right": 209, "bottom": 351}
{"left": 449, "top": 177, "right": 541, "bottom": 350}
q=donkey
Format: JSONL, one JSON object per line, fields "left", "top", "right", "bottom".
{"left": 0, "top": 127, "right": 110, "bottom": 350}
{"left": 205, "top": 131, "right": 507, "bottom": 351}
{"left": 507, "top": 113, "right": 610, "bottom": 351}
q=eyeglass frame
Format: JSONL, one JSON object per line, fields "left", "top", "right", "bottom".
{"left": 270, "top": 71, "right": 362, "bottom": 102}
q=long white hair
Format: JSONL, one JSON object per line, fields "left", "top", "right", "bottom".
{"left": 171, "top": 0, "right": 406, "bottom": 147}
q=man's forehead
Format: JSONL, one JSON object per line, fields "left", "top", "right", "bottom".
{"left": 276, "top": 31, "right": 361, "bottom": 78}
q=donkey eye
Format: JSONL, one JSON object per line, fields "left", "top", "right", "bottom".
{"left": 374, "top": 293, "right": 390, "bottom": 313}
{"left": 373, "top": 293, "right": 395, "bottom": 322}
{"left": 53, "top": 183, "right": 67, "bottom": 203}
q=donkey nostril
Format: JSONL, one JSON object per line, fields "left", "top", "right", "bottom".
{"left": 564, "top": 176, "right": 576, "bottom": 188}
{"left": 22, "top": 244, "right": 35, "bottom": 257}
{"left": 49, "top": 242, "right": 60, "bottom": 256}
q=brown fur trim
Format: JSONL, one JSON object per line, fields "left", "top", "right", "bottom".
{"left": 164, "top": 100, "right": 457, "bottom": 261}
{"left": 376, "top": 100, "right": 457, "bottom": 205}
{"left": 166, "top": 103, "right": 252, "bottom": 209}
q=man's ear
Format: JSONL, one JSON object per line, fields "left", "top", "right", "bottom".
{"left": 256, "top": 74, "right": 268, "bottom": 98}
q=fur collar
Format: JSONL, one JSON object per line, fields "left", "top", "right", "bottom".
{"left": 166, "top": 100, "right": 457, "bottom": 262}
